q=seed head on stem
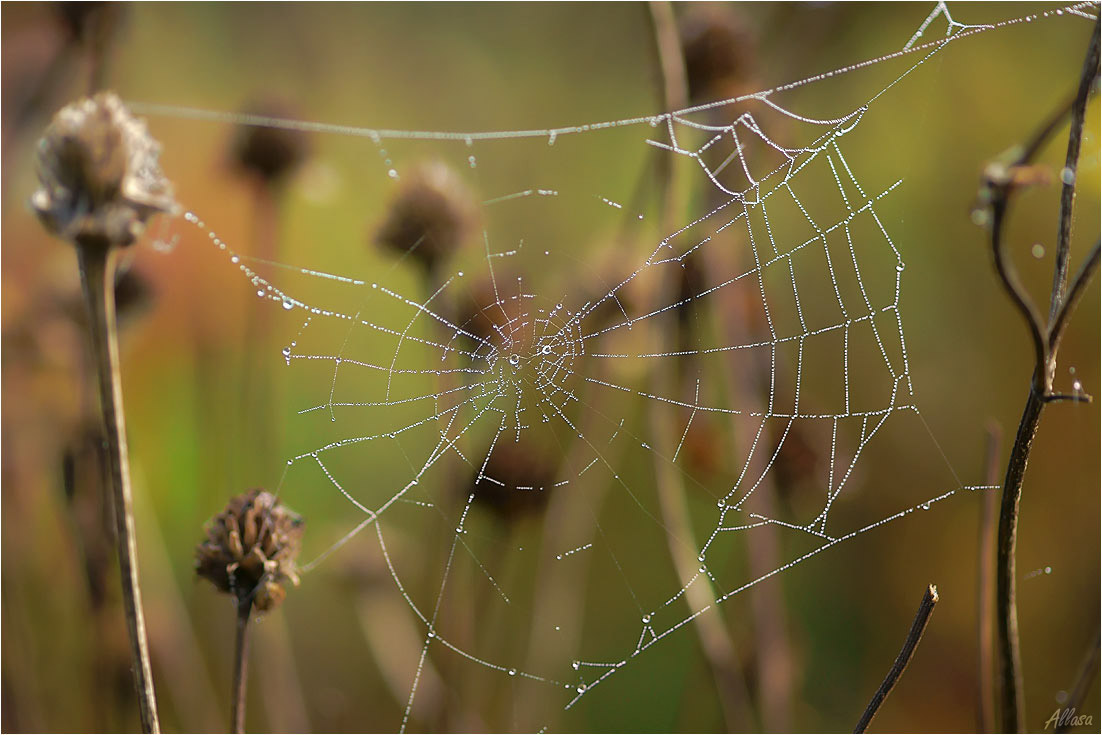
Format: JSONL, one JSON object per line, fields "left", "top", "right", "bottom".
{"left": 31, "top": 90, "right": 175, "bottom": 733}
{"left": 196, "top": 489, "right": 304, "bottom": 733}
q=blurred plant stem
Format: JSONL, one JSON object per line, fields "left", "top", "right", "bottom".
{"left": 648, "top": 3, "right": 800, "bottom": 729}
{"left": 242, "top": 181, "right": 280, "bottom": 468}
{"left": 645, "top": 4, "right": 754, "bottom": 730}
{"left": 854, "top": 585, "right": 939, "bottom": 733}
{"left": 982, "top": 20, "right": 1099, "bottom": 733}
{"left": 232, "top": 597, "right": 253, "bottom": 734}
{"left": 976, "top": 422, "right": 1001, "bottom": 733}
{"left": 1055, "top": 630, "right": 1101, "bottom": 734}
{"left": 77, "top": 240, "right": 160, "bottom": 733}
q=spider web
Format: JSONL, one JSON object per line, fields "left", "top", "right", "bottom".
{"left": 139, "top": 2, "right": 1098, "bottom": 730}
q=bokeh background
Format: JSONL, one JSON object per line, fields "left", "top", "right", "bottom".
{"left": 2, "top": 2, "right": 1099, "bottom": 733}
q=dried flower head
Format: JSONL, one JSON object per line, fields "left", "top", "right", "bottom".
{"left": 32, "top": 92, "right": 175, "bottom": 248}
{"left": 228, "top": 99, "right": 310, "bottom": 185}
{"left": 679, "top": 9, "right": 757, "bottom": 104}
{"left": 196, "top": 489, "right": 304, "bottom": 612}
{"left": 374, "top": 161, "right": 476, "bottom": 278}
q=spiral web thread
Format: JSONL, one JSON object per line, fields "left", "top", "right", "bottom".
{"left": 144, "top": 2, "right": 1098, "bottom": 729}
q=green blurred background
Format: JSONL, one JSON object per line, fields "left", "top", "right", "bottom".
{"left": 2, "top": 2, "right": 1099, "bottom": 732}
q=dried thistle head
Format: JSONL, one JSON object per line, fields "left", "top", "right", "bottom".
{"left": 196, "top": 489, "right": 304, "bottom": 612}
{"left": 31, "top": 92, "right": 175, "bottom": 248}
{"left": 374, "top": 161, "right": 476, "bottom": 278}
{"left": 679, "top": 9, "right": 757, "bottom": 104}
{"left": 228, "top": 99, "right": 310, "bottom": 186}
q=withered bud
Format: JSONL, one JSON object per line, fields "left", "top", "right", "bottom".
{"left": 228, "top": 100, "right": 310, "bottom": 185}
{"left": 32, "top": 92, "right": 175, "bottom": 248}
{"left": 679, "top": 9, "right": 757, "bottom": 104}
{"left": 470, "top": 440, "right": 557, "bottom": 522}
{"left": 196, "top": 489, "right": 304, "bottom": 612}
{"left": 374, "top": 161, "right": 476, "bottom": 278}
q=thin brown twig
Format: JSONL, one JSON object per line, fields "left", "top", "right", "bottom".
{"left": 989, "top": 20, "right": 1100, "bottom": 733}
{"left": 1050, "top": 24, "right": 1101, "bottom": 321}
{"left": 232, "top": 597, "right": 254, "bottom": 734}
{"left": 854, "top": 585, "right": 939, "bottom": 733}
{"left": 78, "top": 240, "right": 161, "bottom": 734}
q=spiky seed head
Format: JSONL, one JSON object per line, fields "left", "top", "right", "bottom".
{"left": 31, "top": 92, "right": 175, "bottom": 249}
{"left": 374, "top": 161, "right": 476, "bottom": 278}
{"left": 195, "top": 489, "right": 304, "bottom": 612}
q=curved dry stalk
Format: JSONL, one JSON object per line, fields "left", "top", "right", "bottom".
{"left": 854, "top": 585, "right": 939, "bottom": 733}
{"left": 78, "top": 241, "right": 160, "bottom": 733}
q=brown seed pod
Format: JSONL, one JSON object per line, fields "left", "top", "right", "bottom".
{"left": 195, "top": 489, "right": 304, "bottom": 612}
{"left": 679, "top": 8, "right": 757, "bottom": 104}
{"left": 228, "top": 99, "right": 310, "bottom": 186}
{"left": 374, "top": 161, "right": 476, "bottom": 279}
{"left": 31, "top": 91, "right": 175, "bottom": 248}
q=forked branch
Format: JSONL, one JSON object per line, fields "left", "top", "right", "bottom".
{"left": 981, "top": 19, "right": 1100, "bottom": 734}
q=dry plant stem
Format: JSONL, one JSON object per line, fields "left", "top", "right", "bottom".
{"left": 992, "top": 25, "right": 1099, "bottom": 732}
{"left": 1055, "top": 629, "right": 1101, "bottom": 734}
{"left": 232, "top": 598, "right": 253, "bottom": 734}
{"left": 77, "top": 240, "right": 161, "bottom": 734}
{"left": 645, "top": 3, "right": 753, "bottom": 729}
{"left": 976, "top": 423, "right": 1001, "bottom": 733}
{"left": 854, "top": 585, "right": 939, "bottom": 733}
{"left": 646, "top": 0, "right": 689, "bottom": 223}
